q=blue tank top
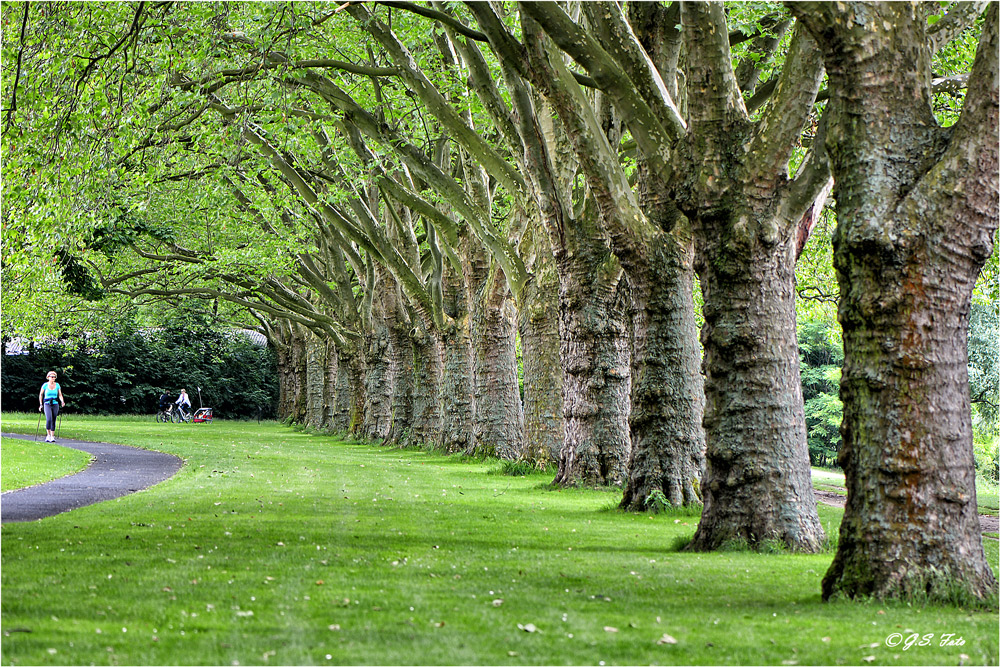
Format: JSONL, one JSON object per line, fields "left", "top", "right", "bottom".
{"left": 41, "top": 383, "right": 60, "bottom": 403}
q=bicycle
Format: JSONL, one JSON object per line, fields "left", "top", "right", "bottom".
{"left": 156, "top": 405, "right": 174, "bottom": 423}
{"left": 172, "top": 405, "right": 192, "bottom": 423}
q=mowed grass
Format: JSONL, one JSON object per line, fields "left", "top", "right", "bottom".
{"left": 1, "top": 436, "right": 93, "bottom": 492}
{"left": 810, "top": 466, "right": 1000, "bottom": 518}
{"left": 1, "top": 414, "right": 997, "bottom": 666}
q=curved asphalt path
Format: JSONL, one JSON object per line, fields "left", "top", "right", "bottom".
{"left": 1, "top": 432, "right": 184, "bottom": 523}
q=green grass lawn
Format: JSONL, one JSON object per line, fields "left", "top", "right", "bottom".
{"left": 1, "top": 413, "right": 997, "bottom": 666}
{"left": 1, "top": 436, "right": 93, "bottom": 492}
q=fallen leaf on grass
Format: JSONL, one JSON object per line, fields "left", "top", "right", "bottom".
{"left": 657, "top": 634, "right": 678, "bottom": 645}
{"left": 492, "top": 599, "right": 503, "bottom": 607}
{"left": 861, "top": 657, "right": 875, "bottom": 663}
{"left": 604, "top": 626, "right": 619, "bottom": 633}
{"left": 517, "top": 623, "right": 538, "bottom": 633}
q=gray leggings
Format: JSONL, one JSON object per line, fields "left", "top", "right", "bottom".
{"left": 44, "top": 403, "right": 60, "bottom": 431}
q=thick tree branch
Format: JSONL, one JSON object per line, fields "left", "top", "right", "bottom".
{"left": 432, "top": 2, "right": 523, "bottom": 159}
{"left": 519, "top": 1, "right": 682, "bottom": 183}
{"left": 681, "top": 1, "right": 748, "bottom": 128}
{"left": 746, "top": 25, "right": 825, "bottom": 190}
{"left": 345, "top": 3, "right": 525, "bottom": 199}
{"left": 928, "top": 1, "right": 990, "bottom": 53}
{"left": 282, "top": 66, "right": 528, "bottom": 296}
{"left": 735, "top": 19, "right": 791, "bottom": 94}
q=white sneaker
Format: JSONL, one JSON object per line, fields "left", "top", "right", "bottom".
{"left": 45, "top": 436, "right": 53, "bottom": 442}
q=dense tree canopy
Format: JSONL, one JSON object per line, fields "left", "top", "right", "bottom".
{"left": 2, "top": 1, "right": 996, "bottom": 604}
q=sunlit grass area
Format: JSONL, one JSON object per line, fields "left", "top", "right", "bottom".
{"left": 1, "top": 436, "right": 93, "bottom": 492}
{"left": 1, "top": 414, "right": 997, "bottom": 666}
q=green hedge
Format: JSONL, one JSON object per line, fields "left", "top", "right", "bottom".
{"left": 2, "top": 326, "right": 277, "bottom": 419}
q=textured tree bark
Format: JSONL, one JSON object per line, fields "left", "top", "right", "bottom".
{"left": 274, "top": 328, "right": 295, "bottom": 421}
{"left": 515, "top": 10, "right": 706, "bottom": 501}
{"left": 287, "top": 323, "right": 308, "bottom": 424}
{"left": 465, "top": 245, "right": 525, "bottom": 459}
{"left": 440, "top": 261, "right": 476, "bottom": 453}
{"left": 620, "top": 236, "right": 705, "bottom": 510}
{"left": 331, "top": 348, "right": 362, "bottom": 433}
{"left": 362, "top": 321, "right": 392, "bottom": 440}
{"left": 304, "top": 333, "right": 325, "bottom": 429}
{"left": 518, "top": 243, "right": 564, "bottom": 464}
{"left": 385, "top": 293, "right": 415, "bottom": 445}
{"left": 411, "top": 325, "right": 444, "bottom": 447}
{"left": 687, "top": 217, "right": 822, "bottom": 549}
{"left": 796, "top": 1, "right": 999, "bottom": 603}
{"left": 659, "top": 5, "right": 825, "bottom": 547}
{"left": 321, "top": 339, "right": 338, "bottom": 430}
{"left": 554, "top": 251, "right": 632, "bottom": 487}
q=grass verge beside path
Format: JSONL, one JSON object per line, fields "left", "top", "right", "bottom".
{"left": 1, "top": 413, "right": 997, "bottom": 666}
{"left": 1, "top": 436, "right": 93, "bottom": 492}
{"left": 812, "top": 466, "right": 1000, "bottom": 519}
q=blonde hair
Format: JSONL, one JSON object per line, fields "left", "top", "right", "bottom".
{"left": 46, "top": 371, "right": 58, "bottom": 379}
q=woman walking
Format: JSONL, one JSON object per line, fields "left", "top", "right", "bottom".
{"left": 38, "top": 371, "right": 66, "bottom": 442}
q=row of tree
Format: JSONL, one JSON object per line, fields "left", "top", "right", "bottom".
{"left": 2, "top": 2, "right": 996, "bottom": 604}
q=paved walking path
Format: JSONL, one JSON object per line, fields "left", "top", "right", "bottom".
{"left": 815, "top": 489, "right": 1000, "bottom": 535}
{"left": 1, "top": 433, "right": 184, "bottom": 523}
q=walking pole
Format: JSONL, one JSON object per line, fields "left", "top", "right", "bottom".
{"left": 34, "top": 408, "right": 42, "bottom": 441}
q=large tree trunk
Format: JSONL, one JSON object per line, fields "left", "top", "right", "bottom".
{"left": 518, "top": 242, "right": 565, "bottom": 464}
{"left": 440, "top": 259, "right": 476, "bottom": 453}
{"left": 687, "top": 217, "right": 822, "bottom": 549}
{"left": 287, "top": 323, "right": 308, "bottom": 424}
{"left": 362, "top": 321, "right": 393, "bottom": 440}
{"left": 332, "top": 348, "right": 364, "bottom": 434}
{"left": 304, "top": 332, "right": 325, "bottom": 429}
{"left": 465, "top": 245, "right": 525, "bottom": 459}
{"left": 411, "top": 325, "right": 444, "bottom": 447}
{"left": 554, "top": 251, "right": 631, "bottom": 487}
{"left": 386, "top": 297, "right": 415, "bottom": 446}
{"left": 620, "top": 234, "right": 705, "bottom": 510}
{"left": 797, "top": 1, "right": 999, "bottom": 603}
{"left": 321, "top": 339, "right": 338, "bottom": 430}
{"left": 274, "top": 327, "right": 296, "bottom": 421}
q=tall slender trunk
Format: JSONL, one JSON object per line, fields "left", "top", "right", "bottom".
{"left": 274, "top": 332, "right": 295, "bottom": 421}
{"left": 620, "top": 235, "right": 705, "bottom": 509}
{"left": 687, "top": 218, "right": 821, "bottom": 549}
{"left": 465, "top": 246, "right": 524, "bottom": 459}
{"left": 518, "top": 245, "right": 564, "bottom": 464}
